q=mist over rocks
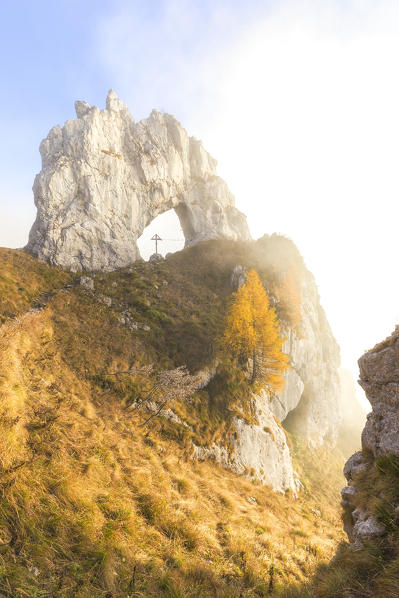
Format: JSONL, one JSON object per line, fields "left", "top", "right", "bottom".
{"left": 193, "top": 239, "right": 342, "bottom": 493}
{"left": 26, "top": 90, "right": 250, "bottom": 272}
{"left": 276, "top": 272, "right": 341, "bottom": 447}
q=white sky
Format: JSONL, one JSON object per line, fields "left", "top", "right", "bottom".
{"left": 4, "top": 0, "right": 399, "bottom": 409}
{"left": 104, "top": 1, "right": 399, "bottom": 409}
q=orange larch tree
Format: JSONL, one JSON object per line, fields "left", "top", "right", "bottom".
{"left": 222, "top": 269, "right": 289, "bottom": 392}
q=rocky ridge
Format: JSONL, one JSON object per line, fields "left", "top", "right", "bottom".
{"left": 26, "top": 90, "right": 250, "bottom": 271}
{"left": 273, "top": 270, "right": 341, "bottom": 447}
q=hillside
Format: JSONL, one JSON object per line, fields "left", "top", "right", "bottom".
{"left": 0, "top": 240, "right": 347, "bottom": 597}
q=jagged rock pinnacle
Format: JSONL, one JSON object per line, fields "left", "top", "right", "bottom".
{"left": 26, "top": 92, "right": 250, "bottom": 272}
{"left": 105, "top": 89, "right": 126, "bottom": 112}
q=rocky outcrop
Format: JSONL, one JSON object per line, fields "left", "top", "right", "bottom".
{"left": 25, "top": 90, "right": 341, "bottom": 495}
{"left": 231, "top": 264, "right": 246, "bottom": 290}
{"left": 272, "top": 272, "right": 341, "bottom": 447}
{"left": 194, "top": 389, "right": 297, "bottom": 494}
{"left": 194, "top": 238, "right": 342, "bottom": 492}
{"left": 359, "top": 326, "right": 399, "bottom": 457}
{"left": 229, "top": 239, "right": 342, "bottom": 449}
{"left": 193, "top": 267, "right": 342, "bottom": 492}
{"left": 26, "top": 90, "right": 250, "bottom": 271}
{"left": 342, "top": 327, "right": 399, "bottom": 545}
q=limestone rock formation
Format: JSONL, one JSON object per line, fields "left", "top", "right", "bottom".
{"left": 24, "top": 90, "right": 341, "bottom": 494}
{"left": 193, "top": 238, "right": 342, "bottom": 492}
{"left": 26, "top": 90, "right": 250, "bottom": 271}
{"left": 193, "top": 266, "right": 342, "bottom": 491}
{"left": 342, "top": 326, "right": 399, "bottom": 545}
{"left": 271, "top": 270, "right": 341, "bottom": 447}
{"left": 193, "top": 389, "right": 298, "bottom": 494}
{"left": 359, "top": 326, "right": 399, "bottom": 457}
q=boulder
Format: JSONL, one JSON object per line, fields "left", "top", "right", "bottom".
{"left": 80, "top": 276, "right": 94, "bottom": 290}
{"left": 149, "top": 253, "right": 164, "bottom": 264}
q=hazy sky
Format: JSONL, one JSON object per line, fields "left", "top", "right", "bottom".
{"left": 2, "top": 0, "right": 399, "bottom": 407}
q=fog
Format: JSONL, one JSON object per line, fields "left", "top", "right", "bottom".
{"left": 96, "top": 1, "right": 399, "bottom": 410}
{"left": 3, "top": 1, "right": 399, "bottom": 410}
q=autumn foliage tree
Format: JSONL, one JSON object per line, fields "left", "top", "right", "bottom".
{"left": 222, "top": 269, "right": 289, "bottom": 392}
{"left": 270, "top": 266, "right": 302, "bottom": 331}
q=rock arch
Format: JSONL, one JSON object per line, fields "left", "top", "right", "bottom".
{"left": 27, "top": 90, "right": 251, "bottom": 272}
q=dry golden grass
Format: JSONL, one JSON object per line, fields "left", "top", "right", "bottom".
{"left": 0, "top": 246, "right": 345, "bottom": 597}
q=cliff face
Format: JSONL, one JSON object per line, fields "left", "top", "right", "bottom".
{"left": 342, "top": 327, "right": 399, "bottom": 545}
{"left": 274, "top": 271, "right": 341, "bottom": 447}
{"left": 26, "top": 90, "right": 250, "bottom": 271}
{"left": 193, "top": 237, "right": 342, "bottom": 494}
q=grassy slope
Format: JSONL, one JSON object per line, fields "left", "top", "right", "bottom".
{"left": 0, "top": 243, "right": 345, "bottom": 597}
{"left": 282, "top": 455, "right": 399, "bottom": 598}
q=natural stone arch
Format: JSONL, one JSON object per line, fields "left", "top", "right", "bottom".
{"left": 27, "top": 90, "right": 250, "bottom": 272}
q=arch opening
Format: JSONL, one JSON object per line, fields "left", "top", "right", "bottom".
{"left": 137, "top": 209, "right": 185, "bottom": 261}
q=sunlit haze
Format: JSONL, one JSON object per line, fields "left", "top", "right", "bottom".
{"left": 2, "top": 1, "right": 399, "bottom": 409}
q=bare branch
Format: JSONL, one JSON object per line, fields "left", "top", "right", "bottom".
{"left": 98, "top": 364, "right": 200, "bottom": 425}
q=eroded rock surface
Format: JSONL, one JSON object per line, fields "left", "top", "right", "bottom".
{"left": 342, "top": 327, "right": 399, "bottom": 545}
{"left": 273, "top": 269, "right": 341, "bottom": 447}
{"left": 193, "top": 239, "right": 342, "bottom": 492}
{"left": 27, "top": 90, "right": 250, "bottom": 271}
{"left": 193, "top": 389, "right": 297, "bottom": 494}
{"left": 359, "top": 326, "right": 399, "bottom": 457}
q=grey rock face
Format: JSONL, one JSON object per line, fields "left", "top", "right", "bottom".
{"left": 353, "top": 513, "right": 386, "bottom": 542}
{"left": 273, "top": 270, "right": 341, "bottom": 446}
{"left": 341, "top": 452, "right": 371, "bottom": 542}
{"left": 193, "top": 240, "right": 342, "bottom": 492}
{"left": 232, "top": 390, "right": 297, "bottom": 493}
{"left": 193, "top": 389, "right": 297, "bottom": 494}
{"left": 26, "top": 90, "right": 250, "bottom": 272}
{"left": 231, "top": 264, "right": 246, "bottom": 290}
{"left": 342, "top": 328, "right": 399, "bottom": 545}
{"left": 344, "top": 451, "right": 368, "bottom": 480}
{"left": 359, "top": 326, "right": 399, "bottom": 457}
{"left": 270, "top": 366, "right": 304, "bottom": 423}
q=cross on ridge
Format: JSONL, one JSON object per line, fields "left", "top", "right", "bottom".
{"left": 151, "top": 233, "right": 162, "bottom": 254}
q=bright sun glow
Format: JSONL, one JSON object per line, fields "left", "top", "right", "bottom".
{"left": 182, "top": 7, "right": 399, "bottom": 410}
{"left": 85, "top": 2, "right": 399, "bottom": 409}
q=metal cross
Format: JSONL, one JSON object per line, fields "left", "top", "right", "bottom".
{"left": 151, "top": 233, "right": 162, "bottom": 254}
